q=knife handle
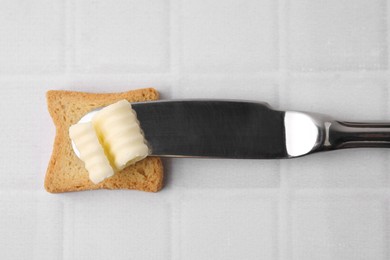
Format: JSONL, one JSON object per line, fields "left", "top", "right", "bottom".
{"left": 329, "top": 121, "right": 390, "bottom": 149}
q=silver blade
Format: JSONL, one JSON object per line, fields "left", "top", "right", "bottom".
{"left": 132, "top": 100, "right": 287, "bottom": 158}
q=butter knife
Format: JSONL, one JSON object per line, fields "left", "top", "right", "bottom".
{"left": 74, "top": 100, "right": 390, "bottom": 159}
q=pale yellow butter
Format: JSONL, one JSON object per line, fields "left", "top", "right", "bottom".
{"left": 69, "top": 100, "right": 149, "bottom": 184}
{"left": 69, "top": 122, "right": 114, "bottom": 184}
{"left": 92, "top": 100, "right": 149, "bottom": 171}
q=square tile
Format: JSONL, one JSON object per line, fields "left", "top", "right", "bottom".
{"left": 0, "top": 0, "right": 64, "bottom": 74}
{"left": 73, "top": 0, "right": 169, "bottom": 73}
{"left": 292, "top": 198, "right": 386, "bottom": 260}
{"left": 180, "top": 0, "right": 278, "bottom": 73}
{"left": 71, "top": 192, "right": 170, "bottom": 260}
{"left": 180, "top": 193, "right": 277, "bottom": 260}
{"left": 0, "top": 192, "right": 63, "bottom": 259}
{"left": 287, "top": 0, "right": 387, "bottom": 71}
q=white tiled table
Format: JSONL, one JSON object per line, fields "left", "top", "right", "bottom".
{"left": 0, "top": 0, "right": 389, "bottom": 259}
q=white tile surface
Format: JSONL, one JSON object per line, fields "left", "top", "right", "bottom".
{"left": 282, "top": 77, "right": 388, "bottom": 120}
{"left": 180, "top": 192, "right": 278, "bottom": 260}
{"left": 285, "top": 149, "right": 388, "bottom": 188}
{"left": 73, "top": 0, "right": 169, "bottom": 73}
{"left": 173, "top": 76, "right": 280, "bottom": 104}
{"left": 0, "top": 82, "right": 55, "bottom": 191}
{"left": 70, "top": 192, "right": 170, "bottom": 260}
{"left": 170, "top": 158, "right": 280, "bottom": 189}
{"left": 0, "top": 0, "right": 65, "bottom": 74}
{"left": 180, "top": 0, "right": 278, "bottom": 73}
{"left": 287, "top": 0, "right": 387, "bottom": 71}
{"left": 0, "top": 192, "right": 63, "bottom": 260}
{"left": 292, "top": 198, "right": 386, "bottom": 260}
{"left": 0, "top": 0, "right": 389, "bottom": 259}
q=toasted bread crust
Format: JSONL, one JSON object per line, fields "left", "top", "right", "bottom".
{"left": 45, "top": 88, "right": 163, "bottom": 193}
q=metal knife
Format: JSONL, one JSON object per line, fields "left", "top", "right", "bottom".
{"left": 74, "top": 100, "right": 390, "bottom": 159}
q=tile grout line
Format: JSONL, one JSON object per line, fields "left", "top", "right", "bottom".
{"left": 166, "top": 202, "right": 173, "bottom": 260}
{"left": 167, "top": 0, "right": 181, "bottom": 259}
{"left": 64, "top": 0, "right": 73, "bottom": 75}
{"left": 295, "top": 188, "right": 390, "bottom": 197}
{"left": 385, "top": 1, "right": 390, "bottom": 257}
{"left": 170, "top": 191, "right": 183, "bottom": 260}
{"left": 168, "top": 0, "right": 179, "bottom": 78}
{"left": 166, "top": 0, "right": 172, "bottom": 76}
{"left": 387, "top": 0, "right": 390, "bottom": 72}
{"left": 59, "top": 0, "right": 67, "bottom": 75}
{"left": 384, "top": 201, "right": 390, "bottom": 260}
{"left": 174, "top": 0, "right": 186, "bottom": 85}
{"left": 167, "top": 0, "right": 181, "bottom": 97}
{"left": 277, "top": 0, "right": 287, "bottom": 74}
{"left": 62, "top": 196, "right": 75, "bottom": 260}
{"left": 61, "top": 200, "right": 65, "bottom": 260}
{"left": 0, "top": 70, "right": 389, "bottom": 82}
{"left": 386, "top": 0, "right": 390, "bottom": 187}
{"left": 289, "top": 70, "right": 389, "bottom": 79}
{"left": 277, "top": 0, "right": 292, "bottom": 260}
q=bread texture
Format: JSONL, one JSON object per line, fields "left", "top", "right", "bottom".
{"left": 45, "top": 88, "right": 164, "bottom": 193}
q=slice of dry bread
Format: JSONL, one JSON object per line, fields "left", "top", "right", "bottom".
{"left": 45, "top": 88, "right": 164, "bottom": 193}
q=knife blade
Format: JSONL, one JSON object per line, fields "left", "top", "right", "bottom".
{"left": 133, "top": 100, "right": 287, "bottom": 158}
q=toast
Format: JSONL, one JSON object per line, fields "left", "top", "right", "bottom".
{"left": 45, "top": 88, "right": 164, "bottom": 193}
